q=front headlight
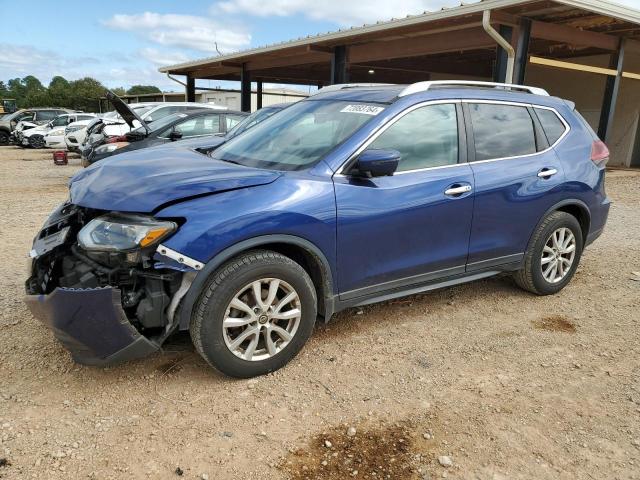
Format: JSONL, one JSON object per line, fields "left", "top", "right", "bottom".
{"left": 47, "top": 129, "right": 65, "bottom": 137}
{"left": 95, "top": 142, "right": 129, "bottom": 154}
{"left": 78, "top": 214, "right": 176, "bottom": 252}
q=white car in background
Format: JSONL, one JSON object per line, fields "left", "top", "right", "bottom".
{"left": 20, "top": 113, "right": 96, "bottom": 148}
{"left": 64, "top": 112, "right": 119, "bottom": 152}
{"left": 43, "top": 113, "right": 97, "bottom": 149}
{"left": 78, "top": 95, "right": 228, "bottom": 161}
{"left": 100, "top": 101, "right": 228, "bottom": 137}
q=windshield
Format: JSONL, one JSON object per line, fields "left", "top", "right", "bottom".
{"left": 210, "top": 100, "right": 384, "bottom": 170}
{"left": 227, "top": 106, "right": 282, "bottom": 139}
{"left": 134, "top": 105, "right": 154, "bottom": 117}
{"left": 51, "top": 116, "right": 69, "bottom": 127}
{"left": 4, "top": 110, "right": 27, "bottom": 122}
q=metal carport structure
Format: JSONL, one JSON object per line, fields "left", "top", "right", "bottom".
{"left": 160, "top": 0, "right": 640, "bottom": 166}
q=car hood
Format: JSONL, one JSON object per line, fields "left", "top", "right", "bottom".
{"left": 69, "top": 146, "right": 281, "bottom": 213}
{"left": 23, "top": 124, "right": 48, "bottom": 136}
{"left": 106, "top": 90, "right": 149, "bottom": 133}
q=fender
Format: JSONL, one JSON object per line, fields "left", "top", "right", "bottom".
{"left": 525, "top": 198, "right": 591, "bottom": 253}
{"left": 177, "top": 234, "right": 336, "bottom": 330}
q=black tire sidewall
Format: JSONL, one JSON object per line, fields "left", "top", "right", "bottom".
{"left": 0, "top": 131, "right": 8, "bottom": 145}
{"left": 529, "top": 213, "right": 583, "bottom": 295}
{"left": 194, "top": 255, "right": 317, "bottom": 378}
{"left": 29, "top": 135, "right": 44, "bottom": 148}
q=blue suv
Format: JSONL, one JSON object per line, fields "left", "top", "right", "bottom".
{"left": 25, "top": 81, "right": 610, "bottom": 378}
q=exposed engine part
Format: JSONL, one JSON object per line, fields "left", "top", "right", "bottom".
{"left": 26, "top": 204, "right": 187, "bottom": 338}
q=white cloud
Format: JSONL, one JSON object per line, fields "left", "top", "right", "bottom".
{"left": 215, "top": 0, "right": 469, "bottom": 26}
{"left": 139, "top": 48, "right": 192, "bottom": 67}
{"left": 103, "top": 12, "right": 251, "bottom": 54}
{"left": 0, "top": 43, "right": 180, "bottom": 91}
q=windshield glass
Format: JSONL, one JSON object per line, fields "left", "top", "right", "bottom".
{"left": 210, "top": 100, "right": 384, "bottom": 170}
{"left": 51, "top": 116, "right": 69, "bottom": 127}
{"left": 227, "top": 106, "right": 281, "bottom": 138}
{"left": 134, "top": 105, "right": 154, "bottom": 117}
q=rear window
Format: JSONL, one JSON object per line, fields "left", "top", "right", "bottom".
{"left": 468, "top": 103, "right": 537, "bottom": 161}
{"left": 534, "top": 108, "right": 567, "bottom": 145}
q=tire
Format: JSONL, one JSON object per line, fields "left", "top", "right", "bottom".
{"left": 190, "top": 250, "right": 317, "bottom": 378}
{"left": 514, "top": 211, "right": 583, "bottom": 295}
{"left": 29, "top": 135, "right": 45, "bottom": 149}
{"left": 0, "top": 130, "right": 8, "bottom": 145}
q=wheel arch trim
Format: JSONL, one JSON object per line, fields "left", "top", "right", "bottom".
{"left": 527, "top": 199, "right": 591, "bottom": 252}
{"left": 177, "top": 234, "right": 335, "bottom": 330}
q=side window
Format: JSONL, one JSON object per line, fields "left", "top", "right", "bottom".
{"left": 468, "top": 103, "right": 537, "bottom": 161}
{"left": 165, "top": 114, "right": 222, "bottom": 138}
{"left": 369, "top": 103, "right": 458, "bottom": 171}
{"left": 534, "top": 108, "right": 567, "bottom": 145}
{"left": 36, "top": 110, "right": 58, "bottom": 121}
{"left": 18, "top": 112, "right": 34, "bottom": 122}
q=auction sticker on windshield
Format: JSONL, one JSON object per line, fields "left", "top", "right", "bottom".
{"left": 340, "top": 104, "right": 385, "bottom": 115}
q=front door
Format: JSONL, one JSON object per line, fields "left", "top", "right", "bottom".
{"left": 333, "top": 102, "right": 475, "bottom": 300}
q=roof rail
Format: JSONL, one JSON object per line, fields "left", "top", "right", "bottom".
{"left": 398, "top": 81, "right": 549, "bottom": 97}
{"left": 313, "top": 83, "right": 394, "bottom": 96}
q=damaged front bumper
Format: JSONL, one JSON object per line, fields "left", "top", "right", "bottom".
{"left": 25, "top": 287, "right": 159, "bottom": 366}
{"left": 25, "top": 203, "right": 200, "bottom": 367}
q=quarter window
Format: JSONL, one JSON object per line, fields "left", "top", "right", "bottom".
{"left": 368, "top": 103, "right": 459, "bottom": 171}
{"left": 469, "top": 103, "right": 536, "bottom": 161}
{"left": 534, "top": 108, "right": 566, "bottom": 145}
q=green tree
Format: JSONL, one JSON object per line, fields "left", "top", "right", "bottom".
{"left": 111, "top": 87, "right": 127, "bottom": 97}
{"left": 126, "top": 85, "right": 161, "bottom": 96}
{"left": 70, "top": 77, "right": 106, "bottom": 112}
{"left": 22, "top": 76, "right": 48, "bottom": 107}
{"left": 48, "top": 76, "right": 71, "bottom": 107}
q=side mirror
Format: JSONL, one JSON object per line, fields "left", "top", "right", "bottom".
{"left": 169, "top": 130, "right": 183, "bottom": 141}
{"left": 353, "top": 149, "right": 400, "bottom": 177}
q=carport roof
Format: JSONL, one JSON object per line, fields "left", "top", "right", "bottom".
{"left": 159, "top": 0, "right": 640, "bottom": 83}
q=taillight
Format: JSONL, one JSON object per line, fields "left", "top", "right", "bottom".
{"left": 106, "top": 135, "right": 127, "bottom": 144}
{"left": 591, "top": 140, "right": 609, "bottom": 165}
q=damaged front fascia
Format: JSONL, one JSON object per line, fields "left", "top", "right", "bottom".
{"left": 25, "top": 287, "right": 159, "bottom": 365}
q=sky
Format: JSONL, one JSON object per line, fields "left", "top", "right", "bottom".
{"left": 0, "top": 0, "right": 638, "bottom": 92}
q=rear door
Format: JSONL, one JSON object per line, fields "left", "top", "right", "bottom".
{"left": 464, "top": 101, "right": 568, "bottom": 271}
{"left": 334, "top": 102, "right": 475, "bottom": 299}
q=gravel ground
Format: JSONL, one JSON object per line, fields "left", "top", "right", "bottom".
{"left": 0, "top": 145, "right": 639, "bottom": 480}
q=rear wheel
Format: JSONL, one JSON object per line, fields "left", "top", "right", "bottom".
{"left": 190, "top": 250, "right": 317, "bottom": 378}
{"left": 514, "top": 211, "right": 583, "bottom": 295}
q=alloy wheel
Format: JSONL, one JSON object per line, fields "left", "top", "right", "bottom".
{"left": 30, "top": 135, "right": 45, "bottom": 148}
{"left": 541, "top": 227, "right": 576, "bottom": 283}
{"left": 222, "top": 278, "right": 302, "bottom": 361}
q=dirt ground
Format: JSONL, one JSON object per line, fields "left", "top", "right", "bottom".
{"left": 0, "top": 145, "right": 639, "bottom": 480}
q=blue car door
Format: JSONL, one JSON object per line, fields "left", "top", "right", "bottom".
{"left": 463, "top": 102, "right": 567, "bottom": 270}
{"left": 333, "top": 102, "right": 475, "bottom": 300}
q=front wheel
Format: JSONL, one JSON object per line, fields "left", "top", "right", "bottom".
{"left": 29, "top": 135, "right": 46, "bottom": 149}
{"left": 190, "top": 250, "right": 317, "bottom": 378}
{"left": 514, "top": 211, "right": 583, "bottom": 295}
{"left": 0, "top": 130, "right": 9, "bottom": 145}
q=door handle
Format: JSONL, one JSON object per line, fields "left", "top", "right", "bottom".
{"left": 444, "top": 185, "right": 472, "bottom": 196}
{"left": 537, "top": 168, "right": 558, "bottom": 178}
